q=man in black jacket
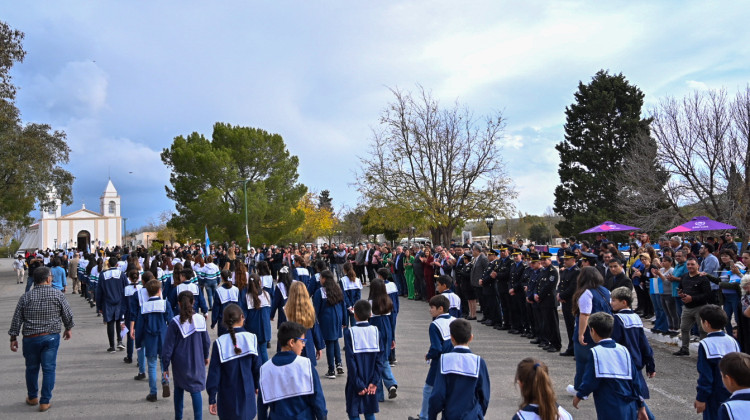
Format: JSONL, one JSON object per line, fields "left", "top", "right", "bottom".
{"left": 536, "top": 252, "right": 561, "bottom": 352}
{"left": 508, "top": 249, "right": 527, "bottom": 334}
{"left": 606, "top": 259, "right": 633, "bottom": 291}
{"left": 495, "top": 247, "right": 513, "bottom": 330}
{"left": 557, "top": 249, "right": 579, "bottom": 356}
{"left": 673, "top": 257, "right": 712, "bottom": 356}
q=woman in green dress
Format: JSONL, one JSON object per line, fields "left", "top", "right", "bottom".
{"left": 381, "top": 246, "right": 393, "bottom": 274}
{"left": 404, "top": 248, "right": 415, "bottom": 299}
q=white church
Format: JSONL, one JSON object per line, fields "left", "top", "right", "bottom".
{"left": 19, "top": 180, "right": 123, "bottom": 252}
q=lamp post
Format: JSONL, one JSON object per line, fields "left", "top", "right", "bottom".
{"left": 146, "top": 234, "right": 149, "bottom": 248}
{"left": 485, "top": 215, "right": 495, "bottom": 249}
{"left": 236, "top": 179, "right": 252, "bottom": 251}
{"left": 336, "top": 230, "right": 342, "bottom": 243}
{"left": 409, "top": 226, "right": 415, "bottom": 244}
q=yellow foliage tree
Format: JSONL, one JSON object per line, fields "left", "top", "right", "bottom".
{"left": 295, "top": 192, "right": 335, "bottom": 243}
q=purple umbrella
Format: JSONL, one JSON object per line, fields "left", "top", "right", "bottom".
{"left": 580, "top": 221, "right": 641, "bottom": 234}
{"left": 666, "top": 216, "right": 736, "bottom": 233}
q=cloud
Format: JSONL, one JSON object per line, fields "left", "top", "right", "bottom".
{"left": 26, "top": 61, "right": 108, "bottom": 119}
{"left": 686, "top": 80, "right": 709, "bottom": 90}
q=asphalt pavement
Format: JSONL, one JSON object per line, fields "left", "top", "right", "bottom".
{"left": 0, "top": 258, "right": 705, "bottom": 419}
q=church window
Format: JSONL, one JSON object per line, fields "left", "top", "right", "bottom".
{"left": 108, "top": 200, "right": 116, "bottom": 214}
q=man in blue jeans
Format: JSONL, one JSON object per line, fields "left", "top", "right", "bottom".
{"left": 9, "top": 266, "right": 75, "bottom": 413}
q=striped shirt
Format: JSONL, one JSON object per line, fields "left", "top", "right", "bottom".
{"left": 8, "top": 285, "right": 75, "bottom": 337}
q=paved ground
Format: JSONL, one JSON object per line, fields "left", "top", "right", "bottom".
{"left": 0, "top": 258, "right": 706, "bottom": 419}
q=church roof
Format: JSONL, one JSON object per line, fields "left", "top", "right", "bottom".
{"left": 102, "top": 180, "right": 118, "bottom": 197}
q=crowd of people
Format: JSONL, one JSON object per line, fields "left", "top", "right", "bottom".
{"left": 8, "top": 231, "right": 750, "bottom": 419}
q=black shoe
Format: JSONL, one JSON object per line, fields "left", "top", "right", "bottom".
{"left": 673, "top": 348, "right": 690, "bottom": 356}
{"left": 336, "top": 364, "right": 345, "bottom": 375}
{"left": 530, "top": 338, "right": 541, "bottom": 344}
{"left": 162, "top": 383, "right": 170, "bottom": 398}
{"left": 146, "top": 394, "right": 157, "bottom": 402}
{"left": 134, "top": 373, "right": 146, "bottom": 381}
{"left": 388, "top": 385, "right": 397, "bottom": 399}
{"left": 324, "top": 370, "right": 336, "bottom": 379}
{"left": 117, "top": 342, "right": 125, "bottom": 351}
{"left": 481, "top": 320, "right": 493, "bottom": 326}
{"left": 508, "top": 329, "right": 521, "bottom": 334}
{"left": 547, "top": 346, "right": 561, "bottom": 353}
{"left": 123, "top": 357, "right": 133, "bottom": 364}
{"left": 477, "top": 318, "right": 488, "bottom": 323}
{"left": 499, "top": 325, "right": 511, "bottom": 330}
{"left": 465, "top": 316, "right": 476, "bottom": 321}
{"left": 537, "top": 342, "right": 548, "bottom": 348}
{"left": 560, "top": 349, "right": 575, "bottom": 357}
{"left": 107, "top": 347, "right": 116, "bottom": 353}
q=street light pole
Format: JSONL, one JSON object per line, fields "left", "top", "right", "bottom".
{"left": 485, "top": 215, "right": 495, "bottom": 249}
{"left": 236, "top": 179, "right": 252, "bottom": 251}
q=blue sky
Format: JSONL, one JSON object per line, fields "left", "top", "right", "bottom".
{"left": 4, "top": 1, "right": 750, "bottom": 229}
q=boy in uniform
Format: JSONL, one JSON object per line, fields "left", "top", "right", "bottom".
{"left": 135, "top": 279, "right": 173, "bottom": 402}
{"left": 436, "top": 275, "right": 461, "bottom": 319}
{"left": 718, "top": 352, "right": 750, "bottom": 420}
{"left": 344, "top": 300, "right": 384, "bottom": 420}
{"left": 695, "top": 305, "right": 740, "bottom": 420}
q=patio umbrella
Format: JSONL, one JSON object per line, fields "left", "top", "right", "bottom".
{"left": 580, "top": 221, "right": 641, "bottom": 234}
{"left": 665, "top": 216, "right": 736, "bottom": 233}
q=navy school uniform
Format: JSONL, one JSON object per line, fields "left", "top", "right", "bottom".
{"left": 312, "top": 287, "right": 347, "bottom": 342}
{"left": 426, "top": 314, "right": 456, "bottom": 386}
{"left": 341, "top": 275, "right": 363, "bottom": 326}
{"left": 271, "top": 281, "right": 296, "bottom": 327}
{"left": 294, "top": 267, "right": 313, "bottom": 296}
{"left": 260, "top": 274, "right": 274, "bottom": 296}
{"left": 241, "top": 289, "right": 272, "bottom": 345}
{"left": 428, "top": 346, "right": 491, "bottom": 420}
{"left": 575, "top": 338, "right": 645, "bottom": 419}
{"left": 310, "top": 273, "right": 322, "bottom": 298}
{"left": 211, "top": 284, "right": 240, "bottom": 336}
{"left": 207, "top": 328, "right": 262, "bottom": 420}
{"left": 612, "top": 309, "right": 656, "bottom": 399}
{"left": 385, "top": 280, "right": 400, "bottom": 334}
{"left": 344, "top": 322, "right": 384, "bottom": 417}
{"left": 135, "top": 296, "right": 174, "bottom": 357}
{"left": 161, "top": 269, "right": 173, "bottom": 300}
{"left": 96, "top": 267, "right": 128, "bottom": 322}
{"left": 512, "top": 404, "right": 573, "bottom": 420}
{"left": 697, "top": 331, "right": 741, "bottom": 420}
{"left": 440, "top": 289, "right": 462, "bottom": 319}
{"left": 257, "top": 351, "right": 328, "bottom": 420}
{"left": 171, "top": 280, "right": 209, "bottom": 316}
{"left": 719, "top": 388, "right": 750, "bottom": 420}
{"left": 123, "top": 283, "right": 142, "bottom": 357}
{"left": 369, "top": 309, "right": 393, "bottom": 360}
{"left": 302, "top": 323, "right": 326, "bottom": 367}
{"left": 162, "top": 314, "right": 211, "bottom": 393}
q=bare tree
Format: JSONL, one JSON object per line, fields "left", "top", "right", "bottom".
{"left": 356, "top": 86, "right": 516, "bottom": 245}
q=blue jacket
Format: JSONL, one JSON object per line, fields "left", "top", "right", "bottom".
{"left": 96, "top": 268, "right": 128, "bottom": 322}
{"left": 344, "top": 322, "right": 384, "bottom": 417}
{"left": 241, "top": 289, "right": 273, "bottom": 344}
{"left": 313, "top": 287, "right": 346, "bottom": 341}
{"left": 257, "top": 351, "right": 327, "bottom": 420}
{"left": 426, "top": 314, "right": 455, "bottom": 386}
{"left": 612, "top": 309, "right": 656, "bottom": 399}
{"left": 574, "top": 286, "right": 612, "bottom": 343}
{"left": 719, "top": 389, "right": 750, "bottom": 420}
{"left": 697, "top": 331, "right": 741, "bottom": 419}
{"left": 161, "top": 316, "right": 211, "bottom": 393}
{"left": 428, "top": 346, "right": 490, "bottom": 420}
{"left": 134, "top": 296, "right": 174, "bottom": 357}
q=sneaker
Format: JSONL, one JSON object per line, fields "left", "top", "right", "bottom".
{"left": 134, "top": 373, "right": 146, "bottom": 381}
{"left": 647, "top": 316, "right": 656, "bottom": 322}
{"left": 146, "top": 394, "right": 157, "bottom": 402}
{"left": 336, "top": 364, "right": 345, "bottom": 375}
{"left": 673, "top": 348, "right": 690, "bottom": 356}
{"left": 107, "top": 347, "right": 116, "bottom": 353}
{"left": 566, "top": 384, "right": 577, "bottom": 396}
{"left": 324, "top": 370, "right": 336, "bottom": 379}
{"left": 123, "top": 357, "right": 133, "bottom": 364}
{"left": 388, "top": 385, "right": 397, "bottom": 399}
{"left": 162, "top": 383, "right": 170, "bottom": 398}
{"left": 389, "top": 360, "right": 398, "bottom": 367}
{"left": 117, "top": 342, "right": 126, "bottom": 351}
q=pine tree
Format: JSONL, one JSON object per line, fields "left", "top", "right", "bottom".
{"left": 553, "top": 70, "right": 651, "bottom": 236}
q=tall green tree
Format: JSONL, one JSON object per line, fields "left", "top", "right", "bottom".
{"left": 0, "top": 21, "right": 73, "bottom": 230}
{"left": 161, "top": 123, "right": 306, "bottom": 244}
{"left": 553, "top": 70, "right": 651, "bottom": 236}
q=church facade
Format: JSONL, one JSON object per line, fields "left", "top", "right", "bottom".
{"left": 19, "top": 180, "right": 123, "bottom": 251}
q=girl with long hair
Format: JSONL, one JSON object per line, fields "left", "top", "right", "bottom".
{"left": 341, "top": 262, "right": 363, "bottom": 327}
{"left": 284, "top": 281, "right": 325, "bottom": 367}
{"left": 256, "top": 261, "right": 274, "bottom": 295}
{"left": 313, "top": 269, "right": 347, "bottom": 379}
{"left": 242, "top": 273, "right": 272, "bottom": 363}
{"left": 162, "top": 291, "right": 210, "bottom": 420}
{"left": 368, "top": 278, "right": 398, "bottom": 402}
{"left": 123, "top": 269, "right": 143, "bottom": 365}
{"left": 211, "top": 270, "right": 240, "bottom": 336}
{"left": 570, "top": 266, "right": 612, "bottom": 394}
{"left": 271, "top": 266, "right": 294, "bottom": 332}
{"left": 513, "top": 358, "right": 572, "bottom": 420}
{"left": 206, "top": 303, "right": 261, "bottom": 420}
{"left": 233, "top": 261, "right": 249, "bottom": 291}
{"left": 161, "top": 256, "right": 175, "bottom": 300}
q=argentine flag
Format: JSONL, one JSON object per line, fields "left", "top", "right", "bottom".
{"left": 204, "top": 226, "right": 211, "bottom": 256}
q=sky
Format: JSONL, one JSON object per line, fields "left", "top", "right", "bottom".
{"left": 4, "top": 1, "right": 750, "bottom": 230}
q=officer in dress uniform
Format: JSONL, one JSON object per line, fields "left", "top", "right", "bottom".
{"left": 557, "top": 249, "right": 579, "bottom": 357}
{"left": 521, "top": 253, "right": 538, "bottom": 338}
{"left": 508, "top": 248, "right": 528, "bottom": 334}
{"left": 526, "top": 253, "right": 543, "bottom": 343}
{"left": 480, "top": 250, "right": 500, "bottom": 328}
{"left": 536, "top": 252, "right": 561, "bottom": 352}
{"left": 495, "top": 247, "right": 513, "bottom": 330}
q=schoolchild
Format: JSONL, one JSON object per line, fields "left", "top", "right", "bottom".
{"left": 429, "top": 319, "right": 490, "bottom": 420}
{"left": 134, "top": 278, "right": 174, "bottom": 402}
{"left": 271, "top": 266, "right": 295, "bottom": 333}
{"left": 718, "top": 352, "right": 750, "bottom": 420}
{"left": 313, "top": 269, "right": 347, "bottom": 379}
{"left": 122, "top": 269, "right": 143, "bottom": 364}
{"left": 97, "top": 255, "right": 129, "bottom": 352}
{"left": 162, "top": 291, "right": 211, "bottom": 420}
{"left": 342, "top": 262, "right": 364, "bottom": 327}
{"left": 211, "top": 269, "right": 240, "bottom": 336}
{"left": 206, "top": 303, "right": 262, "bottom": 420}
{"left": 242, "top": 273, "right": 273, "bottom": 363}
{"left": 285, "top": 281, "right": 326, "bottom": 367}
{"left": 131, "top": 271, "right": 155, "bottom": 380}
{"left": 311, "top": 260, "right": 327, "bottom": 298}
{"left": 367, "top": 279, "right": 398, "bottom": 401}
{"left": 378, "top": 267, "right": 400, "bottom": 365}
{"left": 511, "top": 358, "right": 571, "bottom": 420}
{"left": 436, "top": 275, "right": 461, "bottom": 319}
{"left": 256, "top": 260, "right": 274, "bottom": 295}
{"left": 171, "top": 267, "right": 208, "bottom": 318}
{"left": 257, "top": 322, "right": 328, "bottom": 420}
{"left": 294, "top": 258, "right": 313, "bottom": 296}
{"left": 202, "top": 255, "right": 221, "bottom": 308}
{"left": 408, "top": 295, "right": 455, "bottom": 420}
{"left": 344, "top": 300, "right": 384, "bottom": 420}
{"left": 572, "top": 312, "right": 647, "bottom": 419}
{"left": 695, "top": 305, "right": 741, "bottom": 420}
{"left": 87, "top": 257, "right": 102, "bottom": 311}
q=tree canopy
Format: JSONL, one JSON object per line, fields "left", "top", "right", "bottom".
{"left": 161, "top": 123, "right": 306, "bottom": 244}
{"left": 553, "top": 70, "right": 651, "bottom": 236}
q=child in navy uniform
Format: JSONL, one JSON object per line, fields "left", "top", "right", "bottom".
{"left": 258, "top": 322, "right": 328, "bottom": 420}
{"left": 409, "top": 295, "right": 455, "bottom": 420}
{"left": 572, "top": 312, "right": 647, "bottom": 419}
{"left": 162, "top": 291, "right": 211, "bottom": 420}
{"left": 271, "top": 266, "right": 294, "bottom": 351}
{"left": 211, "top": 270, "right": 240, "bottom": 336}
{"left": 695, "top": 305, "right": 741, "bottom": 420}
{"left": 285, "top": 282, "right": 326, "bottom": 367}
{"left": 134, "top": 278, "right": 174, "bottom": 402}
{"left": 171, "top": 267, "right": 208, "bottom": 319}
{"left": 718, "top": 352, "right": 750, "bottom": 420}
{"left": 122, "top": 269, "right": 143, "bottom": 364}
{"left": 436, "top": 275, "right": 461, "bottom": 319}
{"left": 97, "top": 256, "right": 129, "bottom": 352}
{"left": 341, "top": 262, "right": 363, "bottom": 327}
{"left": 345, "top": 300, "right": 384, "bottom": 420}
{"left": 512, "top": 358, "right": 571, "bottom": 420}
{"left": 368, "top": 279, "right": 398, "bottom": 401}
{"left": 242, "top": 273, "right": 273, "bottom": 363}
{"left": 429, "top": 319, "right": 490, "bottom": 420}
{"left": 377, "top": 268, "right": 400, "bottom": 366}
{"left": 313, "top": 269, "right": 347, "bottom": 379}
{"left": 207, "top": 303, "right": 262, "bottom": 420}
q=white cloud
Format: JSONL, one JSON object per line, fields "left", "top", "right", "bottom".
{"left": 686, "top": 80, "right": 709, "bottom": 90}
{"left": 26, "top": 61, "right": 108, "bottom": 119}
